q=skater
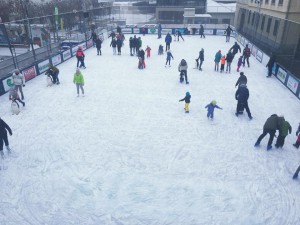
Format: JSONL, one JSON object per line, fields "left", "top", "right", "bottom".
{"left": 12, "top": 69, "right": 25, "bottom": 100}
{"left": 175, "top": 30, "right": 184, "bottom": 41}
{"left": 266, "top": 53, "right": 276, "bottom": 77}
{"left": 225, "top": 25, "right": 233, "bottom": 42}
{"left": 158, "top": 23, "right": 162, "bottom": 39}
{"left": 293, "top": 123, "right": 300, "bottom": 149}
{"left": 214, "top": 50, "right": 222, "bottom": 72}
{"left": 116, "top": 26, "right": 122, "bottom": 34}
{"left": 196, "top": 48, "right": 204, "bottom": 70}
{"left": 242, "top": 44, "right": 251, "bottom": 67}
{"left": 205, "top": 100, "right": 222, "bottom": 120}
{"left": 179, "top": 92, "right": 191, "bottom": 113}
{"left": 178, "top": 59, "right": 188, "bottom": 84}
{"left": 293, "top": 165, "right": 300, "bottom": 179}
{"left": 116, "top": 35, "right": 123, "bottom": 55}
{"left": 138, "top": 48, "right": 146, "bottom": 69}
{"left": 145, "top": 46, "right": 151, "bottom": 58}
{"left": 225, "top": 51, "right": 234, "bottom": 73}
{"left": 275, "top": 120, "right": 292, "bottom": 148}
{"left": 0, "top": 118, "right": 12, "bottom": 158}
{"left": 90, "top": 30, "right": 97, "bottom": 47}
{"left": 95, "top": 36, "right": 102, "bottom": 55}
{"left": 165, "top": 32, "right": 172, "bottom": 51}
{"left": 237, "top": 56, "right": 243, "bottom": 72}
{"left": 76, "top": 47, "right": 86, "bottom": 69}
{"left": 108, "top": 30, "right": 116, "bottom": 41}
{"left": 45, "top": 64, "right": 60, "bottom": 85}
{"left": 235, "top": 83, "right": 252, "bottom": 119}
{"left": 235, "top": 72, "right": 247, "bottom": 87}
{"left": 229, "top": 42, "right": 241, "bottom": 59}
{"left": 165, "top": 50, "right": 174, "bottom": 67}
{"left": 110, "top": 38, "right": 117, "bottom": 55}
{"left": 199, "top": 25, "right": 205, "bottom": 38}
{"left": 73, "top": 68, "right": 85, "bottom": 97}
{"left": 158, "top": 44, "right": 164, "bottom": 55}
{"left": 129, "top": 37, "right": 134, "bottom": 56}
{"left": 254, "top": 114, "right": 285, "bottom": 150}
{"left": 220, "top": 55, "right": 226, "bottom": 73}
{"left": 9, "top": 86, "right": 25, "bottom": 107}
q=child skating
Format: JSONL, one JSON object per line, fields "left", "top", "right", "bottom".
{"left": 220, "top": 55, "right": 226, "bottom": 73}
{"left": 179, "top": 92, "right": 191, "bottom": 113}
{"left": 145, "top": 46, "right": 151, "bottom": 58}
{"left": 205, "top": 100, "right": 222, "bottom": 120}
{"left": 237, "top": 56, "right": 243, "bottom": 72}
{"left": 165, "top": 50, "right": 174, "bottom": 67}
{"left": 73, "top": 68, "right": 85, "bottom": 97}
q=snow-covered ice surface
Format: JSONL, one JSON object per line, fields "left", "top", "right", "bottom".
{"left": 0, "top": 35, "right": 300, "bottom": 225}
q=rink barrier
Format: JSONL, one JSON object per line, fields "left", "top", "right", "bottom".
{"left": 235, "top": 32, "right": 300, "bottom": 100}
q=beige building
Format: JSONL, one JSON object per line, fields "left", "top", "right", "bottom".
{"left": 235, "top": 0, "right": 300, "bottom": 77}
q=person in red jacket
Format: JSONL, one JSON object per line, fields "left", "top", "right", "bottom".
{"left": 145, "top": 46, "right": 151, "bottom": 58}
{"left": 76, "top": 47, "right": 86, "bottom": 69}
{"left": 243, "top": 44, "right": 251, "bottom": 67}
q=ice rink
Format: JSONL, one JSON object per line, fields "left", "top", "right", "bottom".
{"left": 0, "top": 34, "right": 300, "bottom": 225}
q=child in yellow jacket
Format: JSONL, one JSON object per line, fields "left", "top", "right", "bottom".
{"left": 73, "top": 68, "right": 85, "bottom": 97}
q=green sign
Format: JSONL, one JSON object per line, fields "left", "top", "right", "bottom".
{"left": 7, "top": 78, "right": 13, "bottom": 87}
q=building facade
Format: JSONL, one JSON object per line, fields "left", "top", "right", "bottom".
{"left": 235, "top": 0, "right": 300, "bottom": 77}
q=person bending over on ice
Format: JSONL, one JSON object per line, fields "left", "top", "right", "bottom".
{"left": 179, "top": 92, "right": 191, "bottom": 113}
{"left": 0, "top": 117, "right": 12, "bottom": 159}
{"left": 73, "top": 68, "right": 85, "bottom": 97}
{"left": 45, "top": 64, "right": 60, "bottom": 84}
{"left": 205, "top": 100, "right": 222, "bottom": 120}
{"left": 9, "top": 87, "right": 25, "bottom": 107}
{"left": 275, "top": 119, "right": 291, "bottom": 148}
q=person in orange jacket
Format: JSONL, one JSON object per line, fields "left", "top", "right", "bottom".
{"left": 220, "top": 55, "right": 226, "bottom": 73}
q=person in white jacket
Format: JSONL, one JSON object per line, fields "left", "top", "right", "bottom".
{"left": 178, "top": 59, "right": 189, "bottom": 84}
{"left": 12, "top": 69, "right": 25, "bottom": 100}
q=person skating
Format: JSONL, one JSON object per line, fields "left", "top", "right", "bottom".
{"left": 165, "top": 50, "right": 174, "bottom": 67}
{"left": 116, "top": 35, "right": 123, "bottom": 55}
{"left": 45, "top": 64, "right": 60, "bottom": 84}
{"left": 175, "top": 30, "right": 184, "bottom": 41}
{"left": 293, "top": 123, "right": 300, "bottom": 149}
{"left": 12, "top": 69, "right": 25, "bottom": 100}
{"left": 178, "top": 59, "right": 188, "bottom": 84}
{"left": 235, "top": 72, "right": 247, "bottom": 87}
{"left": 266, "top": 53, "right": 276, "bottom": 77}
{"left": 158, "top": 44, "right": 164, "bottom": 55}
{"left": 214, "top": 50, "right": 222, "bottom": 72}
{"left": 254, "top": 114, "right": 285, "bottom": 150}
{"left": 220, "top": 55, "right": 226, "bottom": 73}
{"left": 158, "top": 23, "right": 162, "bottom": 39}
{"left": 229, "top": 42, "right": 241, "bottom": 59}
{"left": 90, "top": 30, "right": 97, "bottom": 47}
{"left": 73, "top": 68, "right": 85, "bottom": 97}
{"left": 145, "top": 46, "right": 151, "bottom": 58}
{"left": 0, "top": 117, "right": 12, "bottom": 159}
{"left": 108, "top": 31, "right": 116, "bottom": 41}
{"left": 95, "top": 36, "right": 102, "bottom": 55}
{"left": 138, "top": 48, "right": 146, "bottom": 69}
{"left": 179, "top": 92, "right": 191, "bottom": 113}
{"left": 293, "top": 165, "right": 300, "bottom": 179}
{"left": 196, "top": 48, "right": 204, "bottom": 70}
{"left": 199, "top": 25, "right": 205, "bottom": 38}
{"left": 76, "top": 47, "right": 86, "bottom": 68}
{"left": 132, "top": 35, "right": 138, "bottom": 55}
{"left": 110, "top": 38, "right": 117, "bottom": 55}
{"left": 165, "top": 33, "right": 172, "bottom": 51}
{"left": 225, "top": 25, "right": 233, "bottom": 42}
{"left": 225, "top": 51, "right": 234, "bottom": 73}
{"left": 242, "top": 44, "right": 251, "bottom": 67}
{"left": 129, "top": 37, "right": 134, "bottom": 56}
{"left": 275, "top": 120, "right": 292, "bottom": 148}
{"left": 237, "top": 56, "right": 243, "bottom": 72}
{"left": 205, "top": 100, "right": 222, "bottom": 120}
{"left": 9, "top": 86, "right": 25, "bottom": 107}
{"left": 235, "top": 83, "right": 252, "bottom": 119}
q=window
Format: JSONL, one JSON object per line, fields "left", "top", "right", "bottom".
{"left": 278, "top": 0, "right": 283, "bottom": 5}
{"left": 273, "top": 20, "right": 279, "bottom": 36}
{"left": 252, "top": 13, "right": 255, "bottom": 26}
{"left": 261, "top": 16, "right": 265, "bottom": 30}
{"left": 248, "top": 11, "right": 251, "bottom": 24}
{"left": 266, "top": 18, "right": 272, "bottom": 33}
{"left": 222, "top": 19, "right": 230, "bottom": 24}
{"left": 271, "top": 0, "right": 275, "bottom": 5}
{"left": 265, "top": 0, "right": 269, "bottom": 4}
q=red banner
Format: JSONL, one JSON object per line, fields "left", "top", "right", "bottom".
{"left": 23, "top": 66, "right": 36, "bottom": 82}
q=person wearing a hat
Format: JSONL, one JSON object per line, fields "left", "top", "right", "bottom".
{"left": 73, "top": 68, "right": 85, "bottom": 97}
{"left": 179, "top": 92, "right": 191, "bottom": 113}
{"left": 235, "top": 72, "right": 247, "bottom": 87}
{"left": 205, "top": 100, "right": 222, "bottom": 119}
{"left": 214, "top": 50, "right": 222, "bottom": 72}
{"left": 0, "top": 117, "right": 12, "bottom": 159}
{"left": 12, "top": 69, "right": 25, "bottom": 100}
{"left": 76, "top": 46, "right": 86, "bottom": 68}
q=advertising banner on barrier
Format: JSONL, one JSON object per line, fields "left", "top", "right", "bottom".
{"left": 241, "top": 37, "right": 245, "bottom": 46}
{"left": 51, "top": 54, "right": 62, "bottom": 66}
{"left": 237, "top": 34, "right": 241, "bottom": 43}
{"left": 133, "top": 28, "right": 140, "bottom": 34}
{"left": 256, "top": 49, "right": 263, "bottom": 62}
{"left": 2, "top": 76, "right": 13, "bottom": 92}
{"left": 38, "top": 59, "right": 50, "bottom": 74}
{"left": 287, "top": 74, "right": 299, "bottom": 94}
{"left": 23, "top": 66, "right": 37, "bottom": 81}
{"left": 122, "top": 28, "right": 133, "bottom": 34}
{"left": 63, "top": 49, "right": 71, "bottom": 61}
{"left": 204, "top": 29, "right": 213, "bottom": 35}
{"left": 162, "top": 29, "right": 172, "bottom": 35}
{"left": 148, "top": 28, "right": 157, "bottom": 34}
{"left": 216, "top": 29, "right": 226, "bottom": 36}
{"left": 87, "top": 39, "right": 93, "bottom": 48}
{"left": 252, "top": 45, "right": 257, "bottom": 58}
{"left": 277, "top": 66, "right": 287, "bottom": 84}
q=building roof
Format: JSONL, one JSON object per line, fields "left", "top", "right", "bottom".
{"left": 207, "top": 0, "right": 236, "bottom": 13}
{"left": 183, "top": 14, "right": 212, "bottom": 18}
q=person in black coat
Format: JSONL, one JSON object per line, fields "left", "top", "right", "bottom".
{"left": 0, "top": 118, "right": 12, "bottom": 158}
{"left": 229, "top": 42, "right": 241, "bottom": 59}
{"left": 90, "top": 31, "right": 97, "bottom": 47}
{"left": 225, "top": 51, "right": 234, "bottom": 73}
{"left": 116, "top": 37, "right": 122, "bottom": 55}
{"left": 266, "top": 53, "right": 276, "bottom": 77}
{"left": 235, "top": 84, "right": 252, "bottom": 119}
{"left": 129, "top": 37, "right": 134, "bottom": 56}
{"left": 235, "top": 72, "right": 247, "bottom": 87}
{"left": 196, "top": 48, "right": 204, "bottom": 70}
{"left": 108, "top": 31, "right": 116, "bottom": 41}
{"left": 199, "top": 25, "right": 205, "bottom": 38}
{"left": 95, "top": 36, "right": 102, "bottom": 55}
{"left": 293, "top": 165, "right": 300, "bottom": 179}
{"left": 225, "top": 25, "right": 233, "bottom": 42}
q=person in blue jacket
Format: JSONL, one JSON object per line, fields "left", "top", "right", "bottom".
{"left": 179, "top": 92, "right": 191, "bottom": 113}
{"left": 165, "top": 50, "right": 174, "bottom": 67}
{"left": 205, "top": 100, "right": 222, "bottom": 119}
{"left": 165, "top": 33, "right": 172, "bottom": 51}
